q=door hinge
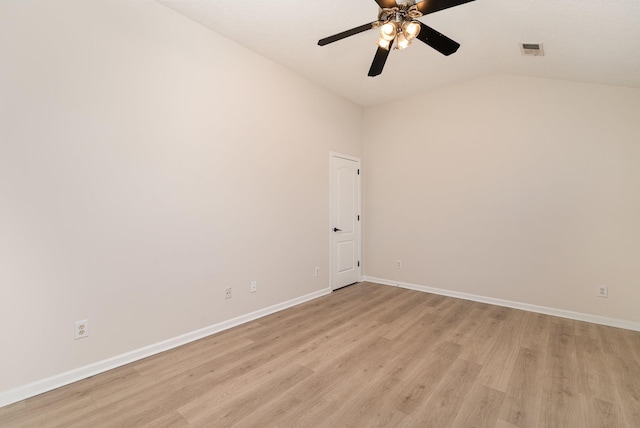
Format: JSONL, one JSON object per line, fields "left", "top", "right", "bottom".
{"left": 357, "top": 261, "right": 360, "bottom": 267}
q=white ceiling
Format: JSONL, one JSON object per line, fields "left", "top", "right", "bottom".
{"left": 157, "top": 0, "right": 640, "bottom": 106}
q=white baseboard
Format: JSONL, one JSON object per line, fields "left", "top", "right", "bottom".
{"left": 0, "top": 287, "right": 331, "bottom": 408}
{"left": 362, "top": 276, "right": 640, "bottom": 332}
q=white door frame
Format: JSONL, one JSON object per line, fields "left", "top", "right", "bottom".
{"left": 329, "top": 151, "right": 362, "bottom": 290}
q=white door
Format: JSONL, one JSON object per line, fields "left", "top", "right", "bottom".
{"left": 330, "top": 153, "right": 361, "bottom": 290}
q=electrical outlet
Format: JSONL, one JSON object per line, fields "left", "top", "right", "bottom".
{"left": 396, "top": 259, "right": 403, "bottom": 269}
{"left": 75, "top": 319, "right": 89, "bottom": 340}
{"left": 315, "top": 267, "right": 320, "bottom": 277}
{"left": 225, "top": 287, "right": 232, "bottom": 299}
{"left": 250, "top": 281, "right": 257, "bottom": 293}
{"left": 597, "top": 286, "right": 608, "bottom": 298}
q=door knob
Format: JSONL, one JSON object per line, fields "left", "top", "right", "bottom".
{"left": 333, "top": 227, "right": 342, "bottom": 232}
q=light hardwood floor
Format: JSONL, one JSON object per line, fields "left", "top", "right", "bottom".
{"left": 2, "top": 282, "right": 639, "bottom": 427}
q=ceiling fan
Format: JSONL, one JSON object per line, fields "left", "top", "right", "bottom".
{"left": 318, "top": 0, "right": 475, "bottom": 77}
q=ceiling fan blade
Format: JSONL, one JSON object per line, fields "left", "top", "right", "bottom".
{"left": 318, "top": 22, "right": 378, "bottom": 46}
{"left": 417, "top": 0, "right": 475, "bottom": 16}
{"left": 368, "top": 46, "right": 391, "bottom": 77}
{"left": 416, "top": 22, "right": 460, "bottom": 56}
{"left": 374, "top": 0, "right": 398, "bottom": 8}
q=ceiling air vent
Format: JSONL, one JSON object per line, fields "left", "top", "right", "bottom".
{"left": 520, "top": 43, "right": 544, "bottom": 56}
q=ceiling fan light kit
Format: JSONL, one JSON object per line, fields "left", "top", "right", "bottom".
{"left": 375, "top": 4, "right": 422, "bottom": 50}
{"left": 318, "top": 0, "right": 476, "bottom": 77}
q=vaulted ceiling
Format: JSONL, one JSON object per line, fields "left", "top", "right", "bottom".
{"left": 157, "top": 0, "right": 640, "bottom": 106}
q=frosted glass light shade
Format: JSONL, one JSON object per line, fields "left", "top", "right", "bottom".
{"left": 403, "top": 21, "right": 421, "bottom": 39}
{"left": 379, "top": 22, "right": 397, "bottom": 41}
{"left": 397, "top": 33, "right": 411, "bottom": 50}
{"left": 377, "top": 38, "right": 391, "bottom": 50}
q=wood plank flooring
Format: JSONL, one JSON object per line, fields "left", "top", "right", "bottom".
{"left": 1, "top": 282, "right": 639, "bottom": 427}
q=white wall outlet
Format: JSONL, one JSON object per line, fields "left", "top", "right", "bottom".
{"left": 315, "top": 267, "right": 320, "bottom": 277}
{"left": 225, "top": 287, "right": 232, "bottom": 299}
{"left": 75, "top": 319, "right": 89, "bottom": 340}
{"left": 250, "top": 281, "right": 257, "bottom": 293}
{"left": 396, "top": 259, "right": 403, "bottom": 269}
{"left": 597, "top": 286, "right": 608, "bottom": 298}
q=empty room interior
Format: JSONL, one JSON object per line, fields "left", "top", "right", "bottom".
{"left": 1, "top": 0, "right": 639, "bottom": 426}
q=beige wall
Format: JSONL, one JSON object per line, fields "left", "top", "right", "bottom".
{"left": 0, "top": 0, "right": 363, "bottom": 393}
{"left": 364, "top": 74, "right": 640, "bottom": 324}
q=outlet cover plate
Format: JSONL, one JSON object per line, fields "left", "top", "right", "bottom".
{"left": 75, "top": 319, "right": 89, "bottom": 339}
